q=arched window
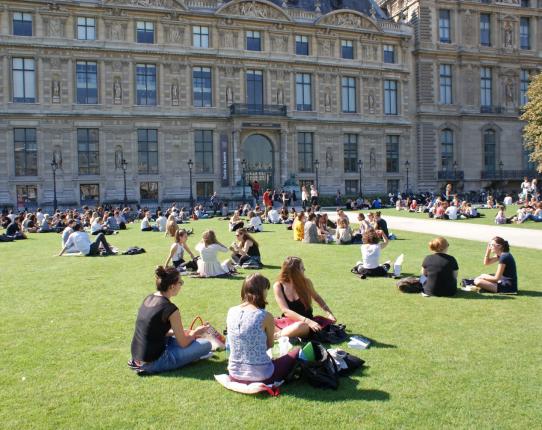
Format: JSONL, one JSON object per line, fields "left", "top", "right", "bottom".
{"left": 440, "top": 129, "right": 454, "bottom": 171}
{"left": 483, "top": 129, "right": 496, "bottom": 171}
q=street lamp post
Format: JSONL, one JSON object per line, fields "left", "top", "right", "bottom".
{"left": 187, "top": 159, "right": 194, "bottom": 214}
{"left": 405, "top": 160, "right": 410, "bottom": 193}
{"left": 453, "top": 160, "right": 458, "bottom": 181}
{"left": 499, "top": 160, "right": 504, "bottom": 180}
{"left": 121, "top": 158, "right": 128, "bottom": 208}
{"left": 241, "top": 159, "right": 247, "bottom": 204}
{"left": 314, "top": 159, "right": 320, "bottom": 191}
{"left": 51, "top": 157, "right": 58, "bottom": 212}
{"left": 357, "top": 159, "right": 363, "bottom": 197}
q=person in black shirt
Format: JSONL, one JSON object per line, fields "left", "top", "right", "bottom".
{"left": 129, "top": 266, "right": 212, "bottom": 374}
{"left": 6, "top": 216, "right": 27, "bottom": 240}
{"left": 421, "top": 237, "right": 459, "bottom": 296}
{"left": 230, "top": 228, "right": 262, "bottom": 267}
{"left": 375, "top": 211, "right": 389, "bottom": 238}
{"left": 474, "top": 237, "right": 518, "bottom": 294}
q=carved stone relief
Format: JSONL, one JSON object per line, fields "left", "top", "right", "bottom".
{"left": 368, "top": 90, "right": 375, "bottom": 114}
{"left": 226, "top": 86, "right": 233, "bottom": 105}
{"left": 104, "top": 0, "right": 181, "bottom": 8}
{"left": 503, "top": 21, "right": 514, "bottom": 48}
{"left": 271, "top": 35, "right": 288, "bottom": 53}
{"left": 113, "top": 77, "right": 122, "bottom": 104}
{"left": 52, "top": 79, "right": 61, "bottom": 103}
{"left": 276, "top": 86, "right": 284, "bottom": 105}
{"left": 171, "top": 81, "right": 180, "bottom": 105}
{"left": 319, "top": 13, "right": 374, "bottom": 30}
{"left": 325, "top": 148, "right": 333, "bottom": 169}
{"left": 504, "top": 77, "right": 515, "bottom": 104}
{"left": 109, "top": 22, "right": 126, "bottom": 41}
{"left": 220, "top": 30, "right": 238, "bottom": 48}
{"left": 318, "top": 39, "right": 334, "bottom": 57}
{"left": 221, "top": 2, "right": 285, "bottom": 20}
{"left": 166, "top": 25, "right": 184, "bottom": 43}
{"left": 324, "top": 90, "right": 331, "bottom": 112}
{"left": 463, "top": 10, "right": 474, "bottom": 46}
{"left": 464, "top": 66, "right": 476, "bottom": 106}
{"left": 45, "top": 17, "right": 65, "bottom": 37}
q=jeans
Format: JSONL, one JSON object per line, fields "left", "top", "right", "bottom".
{"left": 142, "top": 337, "right": 212, "bottom": 374}
{"left": 525, "top": 214, "right": 542, "bottom": 222}
{"left": 88, "top": 233, "right": 113, "bottom": 256}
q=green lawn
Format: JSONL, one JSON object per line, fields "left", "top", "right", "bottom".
{"left": 1, "top": 220, "right": 541, "bottom": 429}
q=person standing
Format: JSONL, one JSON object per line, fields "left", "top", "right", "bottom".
{"left": 301, "top": 186, "right": 309, "bottom": 210}
{"left": 310, "top": 184, "right": 318, "bottom": 207}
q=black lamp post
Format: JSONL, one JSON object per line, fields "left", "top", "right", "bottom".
{"left": 121, "top": 158, "right": 128, "bottom": 208}
{"left": 499, "top": 160, "right": 504, "bottom": 180}
{"left": 357, "top": 159, "right": 363, "bottom": 197}
{"left": 187, "top": 159, "right": 194, "bottom": 213}
{"left": 51, "top": 157, "right": 58, "bottom": 212}
{"left": 453, "top": 160, "right": 458, "bottom": 181}
{"left": 314, "top": 159, "right": 320, "bottom": 191}
{"left": 241, "top": 159, "right": 247, "bottom": 204}
{"left": 405, "top": 160, "right": 410, "bottom": 193}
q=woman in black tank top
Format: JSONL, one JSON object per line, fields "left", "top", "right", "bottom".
{"left": 231, "top": 228, "right": 262, "bottom": 266}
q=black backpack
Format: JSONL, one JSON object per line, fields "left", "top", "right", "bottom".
{"left": 310, "top": 324, "right": 348, "bottom": 344}
{"left": 300, "top": 342, "right": 340, "bottom": 390}
{"left": 122, "top": 246, "right": 146, "bottom": 255}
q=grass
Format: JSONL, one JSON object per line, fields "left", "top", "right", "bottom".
{"left": 1, "top": 219, "right": 541, "bottom": 429}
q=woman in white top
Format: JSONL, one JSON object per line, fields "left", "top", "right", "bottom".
{"left": 228, "top": 210, "right": 244, "bottom": 232}
{"left": 156, "top": 211, "right": 168, "bottom": 232}
{"left": 301, "top": 186, "right": 309, "bottom": 210}
{"left": 357, "top": 229, "right": 390, "bottom": 278}
{"left": 247, "top": 211, "right": 263, "bottom": 232}
{"left": 165, "top": 229, "right": 196, "bottom": 272}
{"left": 195, "top": 230, "right": 233, "bottom": 277}
{"left": 310, "top": 184, "right": 318, "bottom": 206}
{"left": 335, "top": 218, "right": 352, "bottom": 244}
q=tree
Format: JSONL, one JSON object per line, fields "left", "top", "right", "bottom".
{"left": 521, "top": 72, "right": 542, "bottom": 173}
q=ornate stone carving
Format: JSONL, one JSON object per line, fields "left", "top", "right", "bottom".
{"left": 53, "top": 146, "right": 63, "bottom": 169}
{"left": 504, "top": 21, "right": 513, "bottom": 48}
{"left": 226, "top": 86, "right": 233, "bottom": 105}
{"left": 325, "top": 148, "right": 333, "bottom": 169}
{"left": 52, "top": 80, "right": 61, "bottom": 103}
{"left": 369, "top": 148, "right": 376, "bottom": 171}
{"left": 104, "top": 0, "right": 183, "bottom": 8}
{"left": 109, "top": 22, "right": 125, "bottom": 41}
{"left": 271, "top": 35, "right": 288, "bottom": 53}
{"left": 465, "top": 67, "right": 476, "bottom": 106}
{"left": 166, "top": 25, "right": 184, "bottom": 43}
{"left": 319, "top": 12, "right": 377, "bottom": 30}
{"left": 50, "top": 57, "right": 62, "bottom": 71}
{"left": 114, "top": 146, "right": 124, "bottom": 169}
{"left": 113, "top": 78, "right": 122, "bottom": 104}
{"left": 504, "top": 77, "right": 514, "bottom": 104}
{"left": 220, "top": 30, "right": 237, "bottom": 48}
{"left": 324, "top": 90, "right": 331, "bottom": 112}
{"left": 220, "top": 1, "right": 285, "bottom": 20}
{"left": 318, "top": 39, "right": 333, "bottom": 57}
{"left": 368, "top": 90, "right": 375, "bottom": 114}
{"left": 463, "top": 10, "right": 474, "bottom": 46}
{"left": 171, "top": 81, "right": 179, "bottom": 105}
{"left": 276, "top": 86, "right": 284, "bottom": 105}
{"left": 46, "top": 18, "right": 65, "bottom": 37}
{"left": 112, "top": 61, "right": 123, "bottom": 72}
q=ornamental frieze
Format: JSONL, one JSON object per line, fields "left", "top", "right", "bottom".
{"left": 216, "top": 0, "right": 290, "bottom": 22}
{"left": 103, "top": 0, "right": 186, "bottom": 9}
{"left": 317, "top": 11, "right": 380, "bottom": 32}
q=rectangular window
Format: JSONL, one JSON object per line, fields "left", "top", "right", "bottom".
{"left": 193, "top": 26, "right": 209, "bottom": 48}
{"left": 341, "top": 40, "right": 354, "bottom": 59}
{"left": 439, "top": 10, "right": 451, "bottom": 43}
{"left": 194, "top": 130, "right": 213, "bottom": 174}
{"left": 387, "top": 179, "right": 399, "bottom": 194}
{"left": 383, "top": 45, "right": 395, "bottom": 63}
{"left": 439, "top": 64, "right": 453, "bottom": 104}
{"left": 80, "top": 184, "right": 99, "bottom": 203}
{"left": 295, "top": 73, "right": 312, "bottom": 111}
{"left": 77, "top": 128, "right": 99, "bottom": 175}
{"left": 345, "top": 180, "right": 359, "bottom": 195}
{"left": 14, "top": 128, "right": 37, "bottom": 176}
{"left": 77, "top": 17, "right": 95, "bottom": 40}
{"left": 76, "top": 61, "right": 98, "bottom": 104}
{"left": 246, "top": 70, "right": 263, "bottom": 106}
{"left": 344, "top": 134, "right": 358, "bottom": 173}
{"left": 138, "top": 129, "right": 158, "bottom": 174}
{"left": 384, "top": 80, "right": 398, "bottom": 115}
{"left": 520, "top": 17, "right": 530, "bottom": 50}
{"left": 136, "top": 21, "right": 154, "bottom": 44}
{"left": 386, "top": 135, "right": 399, "bottom": 173}
{"left": 136, "top": 64, "right": 156, "bottom": 105}
{"left": 16, "top": 185, "right": 38, "bottom": 207}
{"left": 483, "top": 130, "right": 496, "bottom": 171}
{"left": 13, "top": 12, "right": 32, "bottom": 36}
{"left": 196, "top": 181, "right": 214, "bottom": 199}
{"left": 521, "top": 0, "right": 530, "bottom": 7}
{"left": 520, "top": 69, "right": 529, "bottom": 106}
{"left": 193, "top": 67, "right": 212, "bottom": 107}
{"left": 246, "top": 30, "right": 261, "bottom": 51}
{"left": 140, "top": 182, "right": 159, "bottom": 201}
{"left": 480, "top": 14, "right": 491, "bottom": 47}
{"left": 341, "top": 77, "right": 356, "bottom": 113}
{"left": 480, "top": 67, "right": 492, "bottom": 108}
{"left": 12, "top": 58, "right": 35, "bottom": 103}
{"left": 295, "top": 35, "right": 309, "bottom": 56}
{"left": 298, "top": 132, "right": 314, "bottom": 173}
{"left": 440, "top": 129, "right": 454, "bottom": 170}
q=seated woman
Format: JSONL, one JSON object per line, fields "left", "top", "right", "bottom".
{"left": 409, "top": 199, "right": 418, "bottom": 212}
{"left": 247, "top": 211, "right": 263, "bottom": 232}
{"left": 495, "top": 205, "right": 514, "bottom": 224}
{"left": 474, "top": 237, "right": 518, "bottom": 294}
{"left": 165, "top": 229, "right": 197, "bottom": 272}
{"left": 335, "top": 218, "right": 352, "bottom": 244}
{"left": 279, "top": 207, "right": 290, "bottom": 224}
{"left": 292, "top": 212, "right": 305, "bottom": 241}
{"left": 302, "top": 213, "right": 323, "bottom": 244}
{"left": 230, "top": 228, "right": 262, "bottom": 268}
{"left": 421, "top": 237, "right": 459, "bottom": 297}
{"left": 165, "top": 214, "right": 178, "bottom": 237}
{"left": 520, "top": 202, "right": 542, "bottom": 223}
{"left": 129, "top": 266, "right": 212, "bottom": 374}
{"left": 273, "top": 256, "right": 336, "bottom": 339}
{"left": 195, "top": 230, "right": 234, "bottom": 277}
{"left": 228, "top": 210, "right": 244, "bottom": 232}
{"left": 141, "top": 211, "right": 158, "bottom": 232}
{"left": 357, "top": 229, "right": 390, "bottom": 278}
{"left": 351, "top": 213, "right": 372, "bottom": 244}
{"left": 227, "top": 274, "right": 299, "bottom": 384}
{"left": 316, "top": 214, "right": 334, "bottom": 243}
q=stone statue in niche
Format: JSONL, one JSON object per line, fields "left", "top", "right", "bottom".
{"left": 504, "top": 22, "right": 513, "bottom": 47}
{"left": 168, "top": 26, "right": 184, "bottom": 43}
{"left": 369, "top": 148, "right": 377, "bottom": 172}
{"left": 52, "top": 80, "right": 61, "bottom": 103}
{"left": 324, "top": 91, "right": 331, "bottom": 112}
{"left": 325, "top": 148, "right": 333, "bottom": 169}
{"left": 111, "top": 23, "right": 123, "bottom": 40}
{"left": 505, "top": 78, "right": 514, "bottom": 104}
{"left": 277, "top": 86, "right": 284, "bottom": 105}
{"left": 226, "top": 86, "right": 233, "bottom": 105}
{"left": 465, "top": 69, "right": 475, "bottom": 105}
{"left": 368, "top": 90, "right": 375, "bottom": 114}
{"left": 114, "top": 146, "right": 123, "bottom": 170}
{"left": 171, "top": 82, "right": 179, "bottom": 105}
{"left": 113, "top": 78, "right": 122, "bottom": 104}
{"left": 53, "top": 146, "right": 63, "bottom": 169}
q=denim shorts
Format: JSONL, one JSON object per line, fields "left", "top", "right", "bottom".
{"left": 497, "top": 277, "right": 517, "bottom": 294}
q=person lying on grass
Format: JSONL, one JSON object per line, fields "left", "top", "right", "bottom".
{"left": 129, "top": 266, "right": 212, "bottom": 375}
{"left": 473, "top": 237, "right": 518, "bottom": 294}
{"left": 273, "top": 256, "right": 336, "bottom": 339}
{"left": 58, "top": 223, "right": 115, "bottom": 256}
{"left": 227, "top": 273, "right": 300, "bottom": 384}
{"left": 165, "top": 229, "right": 197, "bottom": 273}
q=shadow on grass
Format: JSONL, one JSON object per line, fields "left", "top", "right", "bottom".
{"left": 518, "top": 290, "right": 542, "bottom": 297}
{"left": 453, "top": 291, "right": 514, "bottom": 300}
{"left": 263, "top": 265, "right": 281, "bottom": 269}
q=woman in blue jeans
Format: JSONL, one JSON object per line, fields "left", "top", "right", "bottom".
{"left": 129, "top": 266, "right": 212, "bottom": 374}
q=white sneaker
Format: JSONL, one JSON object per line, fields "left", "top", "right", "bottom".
{"left": 199, "top": 352, "right": 213, "bottom": 360}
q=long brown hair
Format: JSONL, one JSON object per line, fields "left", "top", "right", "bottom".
{"left": 236, "top": 228, "right": 258, "bottom": 248}
{"left": 241, "top": 273, "right": 270, "bottom": 309}
{"left": 277, "top": 256, "right": 315, "bottom": 309}
{"left": 202, "top": 229, "right": 218, "bottom": 246}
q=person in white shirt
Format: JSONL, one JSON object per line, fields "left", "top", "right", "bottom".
{"left": 156, "top": 211, "right": 168, "bottom": 232}
{"left": 141, "top": 211, "right": 157, "bottom": 231}
{"left": 36, "top": 208, "right": 45, "bottom": 226}
{"left": 310, "top": 185, "right": 318, "bottom": 206}
{"left": 357, "top": 230, "right": 390, "bottom": 278}
{"left": 61, "top": 220, "right": 76, "bottom": 245}
{"left": 503, "top": 194, "right": 513, "bottom": 206}
{"left": 520, "top": 177, "right": 530, "bottom": 201}
{"left": 301, "top": 186, "right": 309, "bottom": 210}
{"left": 445, "top": 204, "right": 458, "bottom": 220}
{"left": 58, "top": 224, "right": 114, "bottom": 256}
{"left": 267, "top": 208, "right": 280, "bottom": 224}
{"left": 248, "top": 211, "right": 263, "bottom": 232}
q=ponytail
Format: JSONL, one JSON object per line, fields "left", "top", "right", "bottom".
{"left": 155, "top": 265, "right": 180, "bottom": 292}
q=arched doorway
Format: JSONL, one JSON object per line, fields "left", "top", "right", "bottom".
{"left": 242, "top": 134, "right": 274, "bottom": 189}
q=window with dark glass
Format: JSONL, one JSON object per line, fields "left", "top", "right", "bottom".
{"left": 196, "top": 182, "right": 214, "bottom": 199}
{"left": 296, "top": 73, "right": 312, "bottom": 111}
{"left": 136, "top": 21, "right": 154, "bottom": 44}
{"left": 387, "top": 179, "right": 399, "bottom": 194}
{"left": 138, "top": 129, "right": 158, "bottom": 174}
{"left": 77, "top": 17, "right": 95, "bottom": 40}
{"left": 77, "top": 128, "right": 99, "bottom": 175}
{"left": 520, "top": 69, "right": 529, "bottom": 106}
{"left": 520, "top": 17, "right": 530, "bottom": 50}
{"left": 193, "top": 67, "right": 212, "bottom": 107}
{"left": 440, "top": 129, "right": 454, "bottom": 171}
{"left": 246, "top": 70, "right": 263, "bottom": 106}
{"left": 14, "top": 128, "right": 37, "bottom": 176}
{"left": 341, "top": 77, "right": 356, "bottom": 113}
{"left": 246, "top": 31, "right": 261, "bottom": 51}
{"left": 439, "top": 10, "right": 451, "bottom": 43}
{"left": 386, "top": 135, "right": 399, "bottom": 173}
{"left": 439, "top": 64, "right": 452, "bottom": 104}
{"left": 483, "top": 129, "right": 496, "bottom": 172}
{"left": 345, "top": 180, "right": 358, "bottom": 195}
{"left": 193, "top": 26, "right": 209, "bottom": 48}
{"left": 480, "top": 14, "right": 491, "bottom": 46}
{"left": 13, "top": 12, "right": 32, "bottom": 36}
{"left": 344, "top": 134, "right": 358, "bottom": 173}
{"left": 383, "top": 45, "right": 395, "bottom": 63}
{"left": 521, "top": 0, "right": 530, "bottom": 7}
{"left": 140, "top": 182, "right": 159, "bottom": 201}
{"left": 480, "top": 67, "right": 492, "bottom": 108}
{"left": 136, "top": 64, "right": 156, "bottom": 105}
{"left": 76, "top": 61, "right": 98, "bottom": 104}
{"left": 16, "top": 185, "right": 38, "bottom": 206}
{"left": 384, "top": 80, "right": 398, "bottom": 115}
{"left": 523, "top": 144, "right": 535, "bottom": 170}
{"left": 80, "top": 184, "right": 99, "bottom": 202}
{"left": 295, "top": 35, "right": 309, "bottom": 56}
{"left": 12, "top": 58, "right": 35, "bottom": 103}
{"left": 341, "top": 40, "right": 354, "bottom": 59}
{"left": 298, "top": 132, "right": 313, "bottom": 173}
{"left": 195, "top": 130, "right": 213, "bottom": 173}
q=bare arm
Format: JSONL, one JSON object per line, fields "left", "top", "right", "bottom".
{"left": 273, "top": 282, "right": 321, "bottom": 330}
{"left": 263, "top": 312, "right": 275, "bottom": 349}
{"left": 379, "top": 231, "right": 389, "bottom": 249}
{"left": 483, "top": 245, "right": 499, "bottom": 265}
{"left": 311, "top": 290, "right": 336, "bottom": 323}
{"left": 169, "top": 310, "right": 208, "bottom": 348}
{"left": 165, "top": 244, "right": 177, "bottom": 267}
{"left": 183, "top": 243, "right": 195, "bottom": 259}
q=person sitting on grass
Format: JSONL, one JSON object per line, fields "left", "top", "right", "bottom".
{"left": 335, "top": 218, "right": 352, "bottom": 244}
{"left": 165, "top": 214, "right": 178, "bottom": 237}
{"left": 141, "top": 211, "right": 158, "bottom": 232}
{"left": 292, "top": 212, "right": 305, "bottom": 241}
{"left": 227, "top": 273, "right": 300, "bottom": 384}
{"left": 156, "top": 211, "right": 168, "bottom": 233}
{"left": 230, "top": 228, "right": 262, "bottom": 268}
{"left": 316, "top": 214, "right": 334, "bottom": 243}
{"left": 421, "top": 237, "right": 459, "bottom": 297}
{"left": 165, "top": 229, "right": 197, "bottom": 273}
{"left": 273, "top": 256, "right": 336, "bottom": 339}
{"left": 357, "top": 229, "right": 390, "bottom": 278}
{"left": 495, "top": 205, "right": 514, "bottom": 224}
{"left": 129, "top": 266, "right": 212, "bottom": 375}
{"left": 6, "top": 216, "right": 27, "bottom": 240}
{"left": 195, "top": 230, "right": 235, "bottom": 277}
{"left": 351, "top": 213, "right": 372, "bottom": 244}
{"left": 520, "top": 202, "right": 542, "bottom": 223}
{"left": 267, "top": 207, "right": 281, "bottom": 224}
{"left": 228, "top": 210, "right": 244, "bottom": 232}
{"left": 473, "top": 237, "right": 518, "bottom": 294}
{"left": 58, "top": 223, "right": 115, "bottom": 256}
{"left": 247, "top": 211, "right": 263, "bottom": 232}
{"left": 38, "top": 214, "right": 54, "bottom": 233}
{"left": 303, "top": 213, "right": 323, "bottom": 244}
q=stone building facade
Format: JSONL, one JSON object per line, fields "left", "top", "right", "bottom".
{"left": 379, "top": 0, "right": 542, "bottom": 192}
{"left": 0, "top": 0, "right": 414, "bottom": 209}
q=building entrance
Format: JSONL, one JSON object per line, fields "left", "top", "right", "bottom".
{"left": 242, "top": 134, "right": 274, "bottom": 190}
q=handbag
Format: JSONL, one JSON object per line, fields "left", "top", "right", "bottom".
{"left": 310, "top": 324, "right": 348, "bottom": 344}
{"left": 190, "top": 316, "right": 226, "bottom": 351}
{"left": 299, "top": 342, "right": 340, "bottom": 390}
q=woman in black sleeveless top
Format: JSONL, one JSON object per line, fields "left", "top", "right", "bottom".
{"left": 230, "top": 228, "right": 262, "bottom": 267}
{"left": 273, "top": 256, "right": 336, "bottom": 339}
